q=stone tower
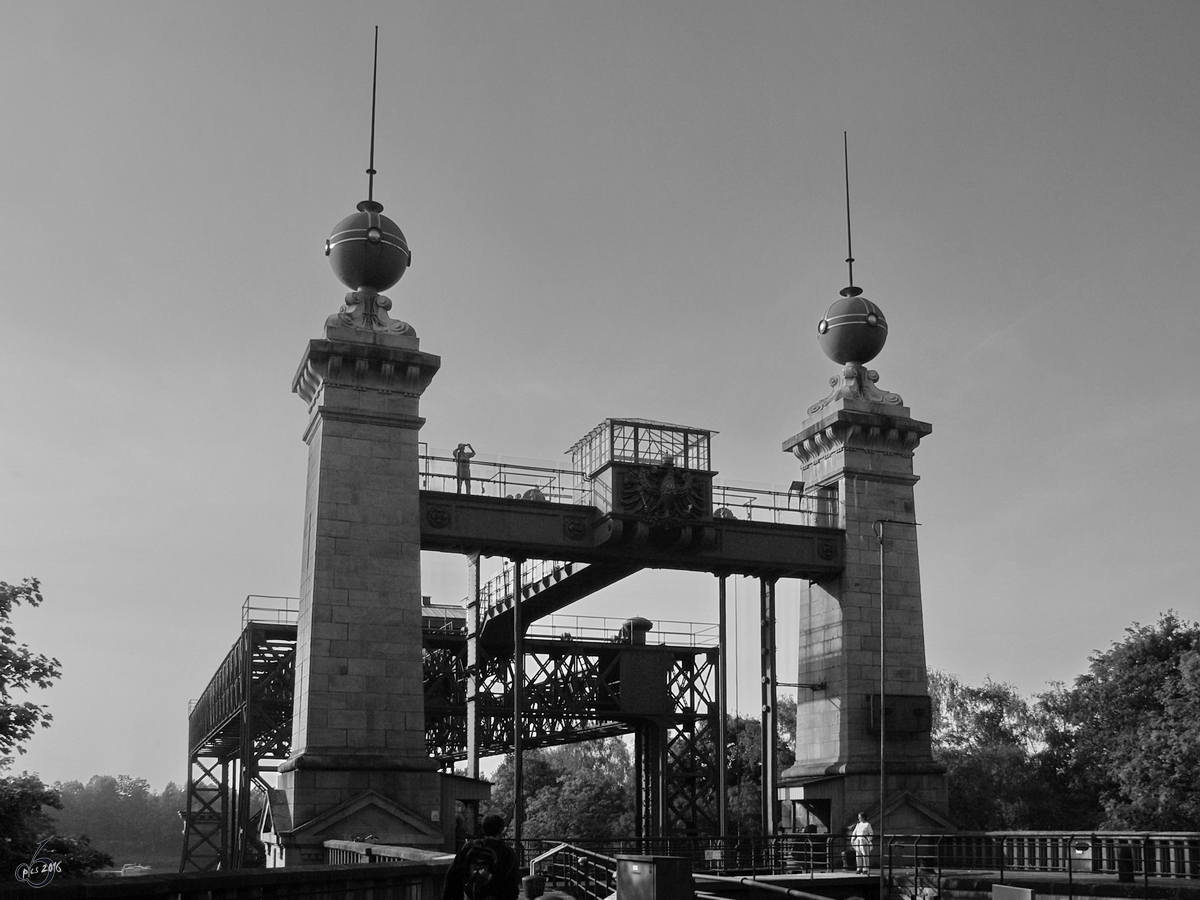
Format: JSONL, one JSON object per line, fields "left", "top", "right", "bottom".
{"left": 266, "top": 193, "right": 488, "bottom": 864}
{"left": 778, "top": 283, "right": 949, "bottom": 836}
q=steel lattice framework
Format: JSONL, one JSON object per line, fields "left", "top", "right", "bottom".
{"left": 185, "top": 612, "right": 719, "bottom": 871}
{"left": 181, "top": 622, "right": 296, "bottom": 872}
{"left": 423, "top": 628, "right": 720, "bottom": 837}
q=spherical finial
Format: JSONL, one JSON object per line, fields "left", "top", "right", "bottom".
{"left": 816, "top": 285, "right": 889, "bottom": 364}
{"left": 325, "top": 199, "right": 411, "bottom": 292}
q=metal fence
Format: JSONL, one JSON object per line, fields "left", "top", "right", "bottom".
{"left": 527, "top": 613, "right": 720, "bottom": 647}
{"left": 417, "top": 446, "right": 840, "bottom": 528}
{"left": 420, "top": 448, "right": 590, "bottom": 504}
{"left": 525, "top": 842, "right": 620, "bottom": 900}
{"left": 518, "top": 835, "right": 858, "bottom": 879}
{"left": 518, "top": 832, "right": 1200, "bottom": 883}
{"left": 916, "top": 831, "right": 1200, "bottom": 879}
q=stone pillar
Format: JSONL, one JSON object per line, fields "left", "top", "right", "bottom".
{"left": 779, "top": 384, "right": 948, "bottom": 834}
{"left": 275, "top": 321, "right": 443, "bottom": 863}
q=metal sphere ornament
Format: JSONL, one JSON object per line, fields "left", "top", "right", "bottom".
{"left": 816, "top": 286, "right": 888, "bottom": 365}
{"left": 325, "top": 199, "right": 411, "bottom": 292}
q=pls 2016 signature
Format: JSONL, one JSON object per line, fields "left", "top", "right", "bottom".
{"left": 14, "top": 840, "right": 62, "bottom": 888}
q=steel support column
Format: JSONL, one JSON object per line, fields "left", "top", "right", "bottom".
{"left": 464, "top": 552, "right": 483, "bottom": 838}
{"left": 760, "top": 577, "right": 778, "bottom": 836}
{"left": 512, "top": 559, "right": 525, "bottom": 854}
{"left": 717, "top": 575, "right": 729, "bottom": 836}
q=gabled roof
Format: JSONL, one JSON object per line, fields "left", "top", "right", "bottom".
{"left": 286, "top": 789, "right": 442, "bottom": 844}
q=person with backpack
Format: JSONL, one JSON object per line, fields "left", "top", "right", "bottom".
{"left": 442, "top": 814, "right": 519, "bottom": 900}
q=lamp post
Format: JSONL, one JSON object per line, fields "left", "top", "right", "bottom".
{"left": 872, "top": 519, "right": 918, "bottom": 899}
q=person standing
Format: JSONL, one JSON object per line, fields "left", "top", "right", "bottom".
{"left": 442, "top": 814, "right": 519, "bottom": 900}
{"left": 453, "top": 443, "right": 476, "bottom": 495}
{"left": 851, "top": 812, "right": 874, "bottom": 874}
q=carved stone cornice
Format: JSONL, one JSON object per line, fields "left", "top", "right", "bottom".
{"left": 783, "top": 408, "right": 932, "bottom": 469}
{"left": 292, "top": 339, "right": 441, "bottom": 406}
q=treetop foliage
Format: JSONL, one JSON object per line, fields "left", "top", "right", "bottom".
{"left": 485, "top": 737, "right": 636, "bottom": 841}
{"left": 482, "top": 701, "right": 800, "bottom": 840}
{"left": 1059, "top": 611, "right": 1200, "bottom": 830}
{"left": 0, "top": 577, "right": 62, "bottom": 763}
{"left": 53, "top": 776, "right": 186, "bottom": 865}
{"left": 932, "top": 611, "right": 1200, "bottom": 832}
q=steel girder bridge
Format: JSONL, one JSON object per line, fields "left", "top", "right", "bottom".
{"left": 182, "top": 419, "right": 845, "bottom": 871}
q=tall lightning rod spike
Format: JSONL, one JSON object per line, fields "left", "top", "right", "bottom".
{"left": 367, "top": 26, "right": 379, "bottom": 202}
{"left": 844, "top": 131, "right": 854, "bottom": 288}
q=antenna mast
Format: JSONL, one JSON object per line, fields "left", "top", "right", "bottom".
{"left": 367, "top": 26, "right": 379, "bottom": 202}
{"left": 844, "top": 131, "right": 854, "bottom": 288}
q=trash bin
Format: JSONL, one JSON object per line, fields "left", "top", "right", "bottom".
{"left": 1070, "top": 840, "right": 1093, "bottom": 873}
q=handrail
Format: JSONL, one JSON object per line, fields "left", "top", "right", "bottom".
{"left": 695, "top": 874, "right": 839, "bottom": 900}
{"left": 518, "top": 841, "right": 618, "bottom": 900}
{"left": 416, "top": 447, "right": 840, "bottom": 527}
{"left": 242, "top": 594, "right": 299, "bottom": 627}
{"left": 529, "top": 842, "right": 571, "bottom": 876}
{"left": 517, "top": 832, "right": 1200, "bottom": 883}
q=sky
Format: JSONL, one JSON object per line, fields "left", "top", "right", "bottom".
{"left": 2, "top": 1, "right": 1198, "bottom": 793}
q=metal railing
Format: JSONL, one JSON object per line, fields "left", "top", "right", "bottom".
{"left": 323, "top": 841, "right": 454, "bottom": 867}
{"left": 242, "top": 594, "right": 299, "bottom": 627}
{"left": 711, "top": 481, "right": 838, "bottom": 528}
{"left": 472, "top": 558, "right": 724, "bottom": 644}
{"left": 524, "top": 842, "right": 618, "bottom": 900}
{"left": 477, "top": 558, "right": 580, "bottom": 620}
{"left": 518, "top": 835, "right": 855, "bottom": 878}
{"left": 914, "top": 831, "right": 1200, "bottom": 879}
{"left": 527, "top": 613, "right": 720, "bottom": 647}
{"left": 420, "top": 447, "right": 591, "bottom": 504}
{"left": 517, "top": 832, "right": 1200, "bottom": 884}
{"left": 417, "top": 446, "right": 840, "bottom": 528}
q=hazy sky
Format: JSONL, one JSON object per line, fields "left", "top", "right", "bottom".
{"left": 3, "top": 2, "right": 1198, "bottom": 792}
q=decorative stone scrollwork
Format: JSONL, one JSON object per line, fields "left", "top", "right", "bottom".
{"left": 426, "top": 506, "right": 451, "bottom": 529}
{"left": 563, "top": 519, "right": 587, "bottom": 541}
{"left": 807, "top": 362, "right": 903, "bottom": 416}
{"left": 817, "top": 541, "right": 836, "bottom": 561}
{"left": 325, "top": 287, "right": 415, "bottom": 337}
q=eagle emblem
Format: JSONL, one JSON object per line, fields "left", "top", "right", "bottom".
{"left": 622, "top": 461, "right": 706, "bottom": 523}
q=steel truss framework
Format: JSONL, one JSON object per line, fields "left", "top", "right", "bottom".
{"left": 184, "top": 616, "right": 719, "bottom": 869}
{"left": 424, "top": 632, "right": 720, "bottom": 837}
{"left": 180, "top": 623, "right": 296, "bottom": 872}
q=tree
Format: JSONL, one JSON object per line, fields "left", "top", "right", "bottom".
{"left": 0, "top": 578, "right": 112, "bottom": 878}
{"left": 1045, "top": 612, "right": 1200, "bottom": 830}
{"left": 722, "top": 699, "right": 796, "bottom": 835}
{"left": 1, "top": 578, "right": 61, "bottom": 762}
{"left": 486, "top": 703, "right": 794, "bottom": 839}
{"left": 485, "top": 737, "right": 635, "bottom": 840}
{"left": 53, "top": 776, "right": 186, "bottom": 864}
{"left": 928, "top": 670, "right": 1049, "bottom": 829}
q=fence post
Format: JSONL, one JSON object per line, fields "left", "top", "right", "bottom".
{"left": 1117, "top": 840, "right": 1135, "bottom": 884}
